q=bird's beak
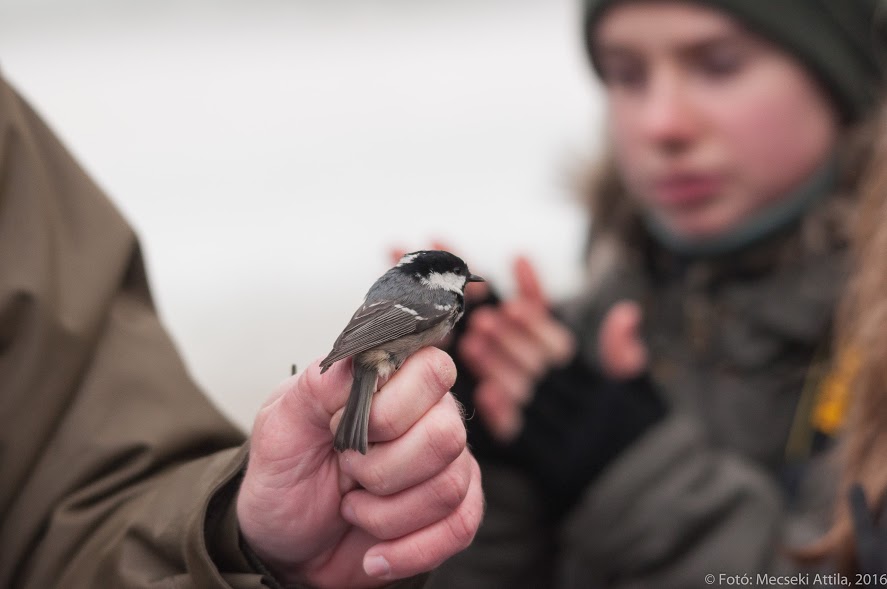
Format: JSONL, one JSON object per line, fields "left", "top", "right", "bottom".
{"left": 467, "top": 273, "right": 485, "bottom": 283}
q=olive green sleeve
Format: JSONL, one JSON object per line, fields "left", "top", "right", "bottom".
{"left": 0, "top": 71, "right": 435, "bottom": 589}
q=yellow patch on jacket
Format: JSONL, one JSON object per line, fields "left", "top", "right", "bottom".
{"left": 811, "top": 349, "right": 859, "bottom": 435}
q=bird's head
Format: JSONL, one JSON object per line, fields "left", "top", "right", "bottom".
{"left": 395, "top": 250, "right": 484, "bottom": 294}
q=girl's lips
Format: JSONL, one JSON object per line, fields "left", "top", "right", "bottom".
{"left": 652, "top": 173, "right": 722, "bottom": 206}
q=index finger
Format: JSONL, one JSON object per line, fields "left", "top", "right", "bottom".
{"left": 357, "top": 347, "right": 457, "bottom": 442}
{"left": 514, "top": 256, "right": 547, "bottom": 306}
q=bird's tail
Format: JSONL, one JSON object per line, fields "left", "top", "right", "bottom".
{"left": 334, "top": 366, "right": 377, "bottom": 454}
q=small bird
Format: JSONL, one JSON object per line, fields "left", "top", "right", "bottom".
{"left": 320, "top": 250, "right": 484, "bottom": 454}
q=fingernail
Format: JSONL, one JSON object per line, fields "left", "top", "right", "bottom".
{"left": 364, "top": 555, "right": 391, "bottom": 578}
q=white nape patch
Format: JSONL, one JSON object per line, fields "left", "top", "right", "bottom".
{"left": 395, "top": 304, "right": 425, "bottom": 320}
{"left": 396, "top": 253, "right": 419, "bottom": 267}
{"left": 434, "top": 304, "right": 453, "bottom": 311}
{"left": 420, "top": 271, "right": 466, "bottom": 294}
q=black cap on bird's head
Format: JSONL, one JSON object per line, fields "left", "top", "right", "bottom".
{"left": 396, "top": 250, "right": 484, "bottom": 292}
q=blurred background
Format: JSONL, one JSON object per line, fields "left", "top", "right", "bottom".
{"left": 1, "top": 0, "right": 604, "bottom": 430}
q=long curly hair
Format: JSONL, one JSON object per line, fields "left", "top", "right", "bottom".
{"left": 799, "top": 109, "right": 887, "bottom": 572}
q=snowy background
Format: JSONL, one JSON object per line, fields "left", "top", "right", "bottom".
{"left": 1, "top": 0, "right": 605, "bottom": 430}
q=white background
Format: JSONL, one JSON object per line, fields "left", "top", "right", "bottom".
{"left": 1, "top": 0, "right": 605, "bottom": 430}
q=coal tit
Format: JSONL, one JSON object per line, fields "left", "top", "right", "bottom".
{"left": 320, "top": 250, "right": 483, "bottom": 454}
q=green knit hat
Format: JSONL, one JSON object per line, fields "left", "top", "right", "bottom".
{"left": 584, "top": 0, "right": 887, "bottom": 123}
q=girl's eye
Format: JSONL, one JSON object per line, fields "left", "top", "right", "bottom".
{"left": 600, "top": 59, "right": 647, "bottom": 91}
{"left": 696, "top": 46, "right": 745, "bottom": 79}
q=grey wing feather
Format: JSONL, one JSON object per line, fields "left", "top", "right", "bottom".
{"left": 320, "top": 301, "right": 450, "bottom": 371}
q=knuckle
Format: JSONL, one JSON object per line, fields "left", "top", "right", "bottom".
{"left": 446, "top": 505, "right": 479, "bottom": 550}
{"left": 426, "top": 406, "right": 467, "bottom": 464}
{"left": 362, "top": 462, "right": 391, "bottom": 496}
{"left": 363, "top": 505, "right": 399, "bottom": 540}
{"left": 371, "top": 400, "right": 400, "bottom": 440}
{"left": 410, "top": 537, "right": 439, "bottom": 571}
{"left": 431, "top": 457, "right": 471, "bottom": 511}
{"left": 452, "top": 471, "right": 484, "bottom": 550}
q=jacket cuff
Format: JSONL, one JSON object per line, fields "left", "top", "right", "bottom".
{"left": 204, "top": 445, "right": 255, "bottom": 571}
{"left": 192, "top": 443, "right": 299, "bottom": 588}
{"left": 203, "top": 444, "right": 310, "bottom": 588}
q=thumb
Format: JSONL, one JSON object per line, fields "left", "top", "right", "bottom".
{"left": 598, "top": 301, "right": 648, "bottom": 380}
{"left": 513, "top": 256, "right": 547, "bottom": 307}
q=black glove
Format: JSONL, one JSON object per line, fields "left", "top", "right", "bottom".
{"left": 850, "top": 484, "right": 887, "bottom": 579}
{"left": 510, "top": 355, "right": 666, "bottom": 519}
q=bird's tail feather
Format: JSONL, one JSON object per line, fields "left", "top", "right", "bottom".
{"left": 334, "top": 366, "right": 377, "bottom": 454}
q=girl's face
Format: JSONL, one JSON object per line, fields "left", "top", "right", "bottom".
{"left": 594, "top": 1, "right": 840, "bottom": 239}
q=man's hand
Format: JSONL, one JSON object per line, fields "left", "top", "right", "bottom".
{"left": 237, "top": 347, "right": 483, "bottom": 588}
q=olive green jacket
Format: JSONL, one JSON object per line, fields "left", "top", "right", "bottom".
{"left": 0, "top": 74, "right": 425, "bottom": 589}
{"left": 431, "top": 169, "right": 855, "bottom": 588}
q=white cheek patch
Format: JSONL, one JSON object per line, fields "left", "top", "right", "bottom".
{"left": 396, "top": 253, "right": 419, "bottom": 267}
{"left": 421, "top": 271, "right": 467, "bottom": 293}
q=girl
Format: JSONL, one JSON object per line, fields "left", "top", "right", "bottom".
{"left": 433, "top": 1, "right": 886, "bottom": 586}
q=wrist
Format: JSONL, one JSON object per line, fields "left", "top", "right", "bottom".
{"left": 235, "top": 480, "right": 309, "bottom": 585}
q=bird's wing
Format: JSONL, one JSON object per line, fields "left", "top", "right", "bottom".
{"left": 319, "top": 300, "right": 452, "bottom": 371}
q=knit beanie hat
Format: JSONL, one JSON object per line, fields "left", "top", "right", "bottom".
{"left": 583, "top": 0, "right": 887, "bottom": 123}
